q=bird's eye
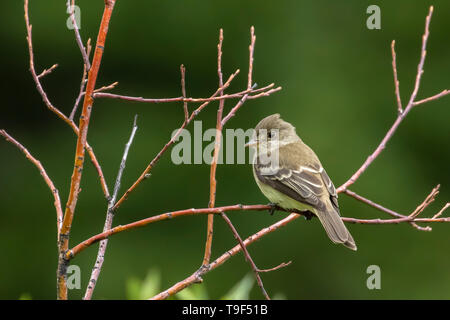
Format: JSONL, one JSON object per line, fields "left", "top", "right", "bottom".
{"left": 268, "top": 130, "right": 276, "bottom": 139}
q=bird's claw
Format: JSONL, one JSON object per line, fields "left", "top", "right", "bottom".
{"left": 303, "top": 211, "right": 314, "bottom": 220}
{"left": 268, "top": 203, "right": 279, "bottom": 216}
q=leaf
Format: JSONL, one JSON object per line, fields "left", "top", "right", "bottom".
{"left": 273, "top": 292, "right": 287, "bottom": 300}
{"left": 222, "top": 273, "right": 255, "bottom": 300}
{"left": 139, "top": 268, "right": 161, "bottom": 299}
{"left": 19, "top": 293, "right": 32, "bottom": 300}
{"left": 125, "top": 276, "right": 142, "bottom": 300}
{"left": 176, "top": 284, "right": 209, "bottom": 300}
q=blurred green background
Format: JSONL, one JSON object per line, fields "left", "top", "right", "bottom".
{"left": 1, "top": 0, "right": 449, "bottom": 300}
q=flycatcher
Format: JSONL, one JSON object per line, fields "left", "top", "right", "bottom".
{"left": 247, "top": 114, "right": 357, "bottom": 251}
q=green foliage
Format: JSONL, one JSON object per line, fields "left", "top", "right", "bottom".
{"left": 176, "top": 284, "right": 209, "bottom": 300}
{"left": 18, "top": 293, "right": 32, "bottom": 300}
{"left": 126, "top": 269, "right": 161, "bottom": 300}
{"left": 126, "top": 270, "right": 285, "bottom": 300}
{"left": 221, "top": 273, "right": 254, "bottom": 300}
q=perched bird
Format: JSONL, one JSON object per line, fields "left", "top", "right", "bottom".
{"left": 246, "top": 114, "right": 357, "bottom": 251}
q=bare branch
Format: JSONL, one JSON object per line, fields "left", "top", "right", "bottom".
{"left": 202, "top": 28, "right": 225, "bottom": 267}
{"left": 37, "top": 63, "right": 58, "bottom": 79}
{"left": 247, "top": 26, "right": 255, "bottom": 90}
{"left": 92, "top": 83, "right": 277, "bottom": 104}
{"left": 391, "top": 40, "right": 402, "bottom": 114}
{"left": 432, "top": 203, "right": 450, "bottom": 219}
{"left": 66, "top": 0, "right": 91, "bottom": 70}
{"left": 180, "top": 64, "right": 188, "bottom": 121}
{"left": 84, "top": 115, "right": 139, "bottom": 300}
{"left": 413, "top": 89, "right": 450, "bottom": 106}
{"left": 70, "top": 38, "right": 92, "bottom": 121}
{"left": 406, "top": 6, "right": 433, "bottom": 107}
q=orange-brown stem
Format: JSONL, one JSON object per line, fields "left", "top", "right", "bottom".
{"left": 202, "top": 29, "right": 225, "bottom": 266}
{"left": 58, "top": 0, "right": 117, "bottom": 300}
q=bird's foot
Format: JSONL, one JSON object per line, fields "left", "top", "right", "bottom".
{"left": 268, "top": 203, "right": 280, "bottom": 216}
{"left": 303, "top": 210, "right": 314, "bottom": 220}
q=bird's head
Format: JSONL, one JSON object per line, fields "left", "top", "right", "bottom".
{"left": 246, "top": 114, "right": 299, "bottom": 150}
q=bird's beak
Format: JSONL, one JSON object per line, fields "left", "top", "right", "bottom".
{"left": 245, "top": 139, "right": 258, "bottom": 148}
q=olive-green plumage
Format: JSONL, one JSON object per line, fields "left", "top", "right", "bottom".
{"left": 248, "top": 114, "right": 357, "bottom": 251}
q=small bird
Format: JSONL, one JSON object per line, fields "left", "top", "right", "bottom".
{"left": 246, "top": 114, "right": 357, "bottom": 251}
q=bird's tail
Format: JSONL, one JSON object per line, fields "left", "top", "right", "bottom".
{"left": 315, "top": 204, "right": 357, "bottom": 251}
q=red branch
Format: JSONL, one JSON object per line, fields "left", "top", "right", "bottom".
{"left": 202, "top": 29, "right": 225, "bottom": 267}
{"left": 58, "top": 0, "right": 117, "bottom": 300}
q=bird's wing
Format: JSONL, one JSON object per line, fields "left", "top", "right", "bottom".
{"left": 320, "top": 168, "right": 339, "bottom": 211}
{"left": 255, "top": 162, "right": 329, "bottom": 211}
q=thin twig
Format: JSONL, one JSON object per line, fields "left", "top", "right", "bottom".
{"left": 0, "top": 130, "right": 63, "bottom": 238}
{"left": 202, "top": 28, "right": 225, "bottom": 267}
{"left": 247, "top": 26, "right": 255, "bottom": 90}
{"left": 93, "top": 81, "right": 119, "bottom": 93}
{"left": 406, "top": 6, "right": 433, "bottom": 108}
{"left": 92, "top": 83, "right": 277, "bottom": 104}
{"left": 84, "top": 115, "right": 139, "bottom": 300}
{"left": 221, "top": 87, "right": 253, "bottom": 126}
{"left": 180, "top": 64, "right": 188, "bottom": 121}
{"left": 70, "top": 38, "right": 92, "bottom": 121}
{"left": 409, "top": 185, "right": 439, "bottom": 219}
{"left": 67, "top": 0, "right": 91, "bottom": 70}
{"left": 413, "top": 89, "right": 450, "bottom": 106}
{"left": 391, "top": 40, "right": 403, "bottom": 114}
{"left": 37, "top": 64, "right": 58, "bottom": 79}
{"left": 432, "top": 203, "right": 450, "bottom": 219}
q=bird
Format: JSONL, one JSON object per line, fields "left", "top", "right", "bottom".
{"left": 246, "top": 113, "right": 357, "bottom": 251}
